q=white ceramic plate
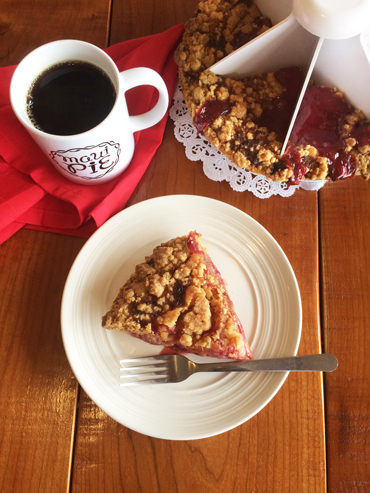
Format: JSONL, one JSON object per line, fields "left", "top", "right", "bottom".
{"left": 61, "top": 195, "right": 302, "bottom": 440}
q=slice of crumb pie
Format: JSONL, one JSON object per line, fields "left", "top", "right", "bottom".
{"left": 102, "top": 231, "right": 252, "bottom": 360}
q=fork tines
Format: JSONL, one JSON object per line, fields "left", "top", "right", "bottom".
{"left": 119, "top": 356, "right": 170, "bottom": 385}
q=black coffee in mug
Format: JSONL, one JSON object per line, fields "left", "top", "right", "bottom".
{"left": 26, "top": 60, "right": 116, "bottom": 135}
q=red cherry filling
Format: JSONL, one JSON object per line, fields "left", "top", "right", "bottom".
{"left": 281, "top": 144, "right": 307, "bottom": 186}
{"left": 284, "top": 86, "right": 363, "bottom": 184}
{"left": 173, "top": 280, "right": 187, "bottom": 307}
{"left": 290, "top": 86, "right": 350, "bottom": 152}
{"left": 257, "top": 66, "right": 305, "bottom": 142}
{"left": 327, "top": 151, "right": 357, "bottom": 181}
{"left": 232, "top": 16, "right": 273, "bottom": 49}
{"left": 193, "top": 99, "right": 231, "bottom": 133}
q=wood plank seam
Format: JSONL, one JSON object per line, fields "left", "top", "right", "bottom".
{"left": 106, "top": 0, "right": 114, "bottom": 47}
{"left": 69, "top": 385, "right": 82, "bottom": 493}
{"left": 318, "top": 189, "right": 329, "bottom": 493}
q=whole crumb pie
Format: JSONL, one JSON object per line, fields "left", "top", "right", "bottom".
{"left": 102, "top": 232, "right": 251, "bottom": 360}
{"left": 175, "top": 0, "right": 370, "bottom": 185}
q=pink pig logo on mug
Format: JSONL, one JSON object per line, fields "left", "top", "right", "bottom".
{"left": 10, "top": 39, "right": 169, "bottom": 185}
{"left": 50, "top": 142, "right": 121, "bottom": 180}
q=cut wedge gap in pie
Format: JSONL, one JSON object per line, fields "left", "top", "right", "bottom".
{"left": 102, "top": 231, "right": 252, "bottom": 360}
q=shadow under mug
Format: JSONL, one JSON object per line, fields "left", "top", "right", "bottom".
{"left": 10, "top": 39, "right": 169, "bottom": 184}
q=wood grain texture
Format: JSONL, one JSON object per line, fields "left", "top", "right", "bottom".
{"left": 0, "top": 0, "right": 110, "bottom": 491}
{"left": 319, "top": 178, "right": 370, "bottom": 492}
{"left": 109, "top": 0, "right": 196, "bottom": 44}
{"left": 0, "top": 231, "right": 85, "bottom": 492}
{"left": 0, "top": 0, "right": 329, "bottom": 490}
{"left": 71, "top": 123, "right": 326, "bottom": 492}
{"left": 0, "top": 0, "right": 111, "bottom": 65}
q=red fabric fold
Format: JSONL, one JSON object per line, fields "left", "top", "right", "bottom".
{"left": 0, "top": 24, "right": 183, "bottom": 243}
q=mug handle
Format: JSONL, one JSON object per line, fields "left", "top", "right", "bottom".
{"left": 120, "top": 67, "right": 169, "bottom": 132}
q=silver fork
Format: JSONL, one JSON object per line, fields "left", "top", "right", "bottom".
{"left": 119, "top": 353, "right": 338, "bottom": 385}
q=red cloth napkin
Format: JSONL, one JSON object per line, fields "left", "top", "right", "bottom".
{"left": 0, "top": 25, "right": 184, "bottom": 244}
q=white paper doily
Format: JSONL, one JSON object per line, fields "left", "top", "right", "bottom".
{"left": 169, "top": 84, "right": 326, "bottom": 198}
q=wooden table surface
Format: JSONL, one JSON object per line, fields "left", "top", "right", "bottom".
{"left": 0, "top": 1, "right": 369, "bottom": 492}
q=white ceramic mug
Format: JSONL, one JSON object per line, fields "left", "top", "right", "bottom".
{"left": 10, "top": 39, "right": 169, "bottom": 184}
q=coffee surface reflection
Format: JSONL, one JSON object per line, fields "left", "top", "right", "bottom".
{"left": 26, "top": 60, "right": 116, "bottom": 135}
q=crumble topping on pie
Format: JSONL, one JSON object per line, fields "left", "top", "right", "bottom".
{"left": 102, "top": 232, "right": 251, "bottom": 360}
{"left": 175, "top": 0, "right": 370, "bottom": 184}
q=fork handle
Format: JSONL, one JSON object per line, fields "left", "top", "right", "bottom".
{"left": 195, "top": 354, "right": 338, "bottom": 373}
